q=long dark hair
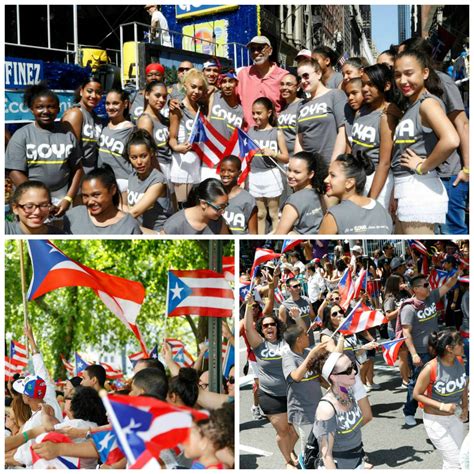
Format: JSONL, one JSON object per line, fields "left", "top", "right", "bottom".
{"left": 82, "top": 164, "right": 121, "bottom": 207}
{"left": 253, "top": 96, "right": 277, "bottom": 126}
{"left": 106, "top": 88, "right": 131, "bottom": 120}
{"left": 144, "top": 80, "right": 169, "bottom": 125}
{"left": 74, "top": 77, "right": 102, "bottom": 103}
{"left": 428, "top": 328, "right": 463, "bottom": 357}
{"left": 363, "top": 64, "right": 403, "bottom": 108}
{"left": 334, "top": 152, "right": 375, "bottom": 195}
{"left": 185, "top": 178, "right": 227, "bottom": 208}
{"left": 290, "top": 151, "right": 327, "bottom": 194}
{"left": 124, "top": 128, "right": 157, "bottom": 162}
{"left": 384, "top": 274, "right": 402, "bottom": 298}
{"left": 322, "top": 303, "right": 345, "bottom": 331}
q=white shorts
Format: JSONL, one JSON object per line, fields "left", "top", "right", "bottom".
{"left": 394, "top": 173, "right": 448, "bottom": 224}
{"left": 170, "top": 151, "right": 201, "bottom": 184}
{"left": 364, "top": 169, "right": 394, "bottom": 210}
{"left": 249, "top": 360, "right": 259, "bottom": 378}
{"left": 116, "top": 178, "right": 128, "bottom": 193}
{"left": 158, "top": 160, "right": 171, "bottom": 182}
{"left": 248, "top": 168, "right": 283, "bottom": 198}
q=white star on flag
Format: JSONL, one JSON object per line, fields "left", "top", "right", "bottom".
{"left": 171, "top": 283, "right": 183, "bottom": 300}
{"left": 122, "top": 418, "right": 142, "bottom": 436}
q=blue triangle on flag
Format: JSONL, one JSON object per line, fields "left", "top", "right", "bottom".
{"left": 167, "top": 272, "right": 193, "bottom": 314}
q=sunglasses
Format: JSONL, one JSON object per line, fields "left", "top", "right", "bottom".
{"left": 331, "top": 296, "right": 340, "bottom": 301}
{"left": 290, "top": 284, "right": 301, "bottom": 289}
{"left": 249, "top": 45, "right": 266, "bottom": 53}
{"left": 199, "top": 382, "right": 209, "bottom": 390}
{"left": 178, "top": 67, "right": 191, "bottom": 73}
{"left": 333, "top": 361, "right": 358, "bottom": 376}
{"left": 331, "top": 310, "right": 344, "bottom": 317}
{"left": 204, "top": 200, "right": 229, "bottom": 212}
{"left": 297, "top": 72, "right": 313, "bottom": 81}
{"left": 263, "top": 322, "right": 277, "bottom": 328}
{"left": 415, "top": 283, "right": 430, "bottom": 288}
{"left": 226, "top": 376, "right": 235, "bottom": 384}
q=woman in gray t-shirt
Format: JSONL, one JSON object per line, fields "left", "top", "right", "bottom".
{"left": 275, "top": 151, "right": 327, "bottom": 234}
{"left": 319, "top": 153, "right": 393, "bottom": 235}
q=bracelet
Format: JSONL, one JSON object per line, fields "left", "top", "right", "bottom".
{"left": 63, "top": 196, "right": 73, "bottom": 204}
{"left": 415, "top": 162, "right": 424, "bottom": 175}
{"left": 462, "top": 167, "right": 470, "bottom": 174}
{"left": 22, "top": 431, "right": 29, "bottom": 442}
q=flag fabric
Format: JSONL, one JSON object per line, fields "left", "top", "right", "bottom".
{"left": 75, "top": 352, "right": 90, "bottom": 376}
{"left": 60, "top": 355, "right": 75, "bottom": 377}
{"left": 27, "top": 240, "right": 148, "bottom": 353}
{"left": 222, "top": 340, "right": 234, "bottom": 378}
{"left": 239, "top": 283, "right": 250, "bottom": 302}
{"left": 130, "top": 449, "right": 161, "bottom": 469}
{"left": 281, "top": 239, "right": 304, "bottom": 254}
{"left": 338, "top": 301, "right": 387, "bottom": 335}
{"left": 250, "top": 248, "right": 282, "bottom": 280}
{"left": 458, "top": 275, "right": 469, "bottom": 283}
{"left": 223, "top": 127, "right": 260, "bottom": 184}
{"left": 429, "top": 268, "right": 455, "bottom": 289}
{"left": 274, "top": 287, "right": 285, "bottom": 304}
{"left": 90, "top": 429, "right": 125, "bottom": 466}
{"left": 353, "top": 269, "right": 367, "bottom": 299}
{"left": 222, "top": 256, "right": 235, "bottom": 283}
{"left": 5, "top": 356, "right": 24, "bottom": 381}
{"left": 148, "top": 345, "right": 158, "bottom": 360}
{"left": 106, "top": 394, "right": 208, "bottom": 464}
{"left": 338, "top": 267, "right": 355, "bottom": 310}
{"left": 10, "top": 340, "right": 28, "bottom": 367}
{"left": 379, "top": 338, "right": 406, "bottom": 366}
{"left": 167, "top": 269, "right": 234, "bottom": 318}
{"left": 165, "top": 338, "right": 194, "bottom": 367}
{"left": 188, "top": 112, "right": 229, "bottom": 169}
{"left": 338, "top": 52, "right": 350, "bottom": 67}
{"left": 101, "top": 362, "right": 123, "bottom": 380}
{"left": 407, "top": 240, "right": 429, "bottom": 255}
{"left": 31, "top": 432, "right": 80, "bottom": 469}
{"left": 129, "top": 350, "right": 148, "bottom": 363}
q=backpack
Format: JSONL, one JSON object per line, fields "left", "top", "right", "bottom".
{"left": 302, "top": 429, "right": 321, "bottom": 469}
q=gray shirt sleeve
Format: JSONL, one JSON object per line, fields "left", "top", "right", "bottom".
{"left": 332, "top": 90, "right": 348, "bottom": 128}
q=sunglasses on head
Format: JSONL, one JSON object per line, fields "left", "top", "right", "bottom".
{"left": 331, "top": 310, "right": 344, "bottom": 317}
{"left": 263, "top": 322, "right": 277, "bottom": 328}
{"left": 333, "top": 361, "right": 358, "bottom": 376}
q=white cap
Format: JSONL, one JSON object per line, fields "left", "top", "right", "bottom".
{"left": 296, "top": 49, "right": 312, "bottom": 59}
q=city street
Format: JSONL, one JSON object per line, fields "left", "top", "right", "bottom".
{"left": 239, "top": 338, "right": 448, "bottom": 469}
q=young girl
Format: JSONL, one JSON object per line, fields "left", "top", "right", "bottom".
{"left": 341, "top": 57, "right": 366, "bottom": 89}
{"left": 136, "top": 81, "right": 173, "bottom": 181}
{"left": 63, "top": 166, "right": 142, "bottom": 234}
{"left": 6, "top": 83, "right": 83, "bottom": 217}
{"left": 97, "top": 89, "right": 135, "bottom": 200}
{"left": 392, "top": 50, "right": 460, "bottom": 234}
{"left": 277, "top": 73, "right": 301, "bottom": 155}
{"left": 344, "top": 78, "right": 365, "bottom": 148}
{"left": 247, "top": 97, "right": 289, "bottom": 234}
{"left": 162, "top": 178, "right": 230, "bottom": 235}
{"left": 7, "top": 181, "right": 63, "bottom": 234}
{"left": 295, "top": 59, "right": 347, "bottom": 165}
{"left": 125, "top": 129, "right": 169, "bottom": 232}
{"left": 219, "top": 155, "right": 257, "bottom": 234}
{"left": 62, "top": 77, "right": 103, "bottom": 173}
{"left": 351, "top": 64, "right": 401, "bottom": 209}
{"left": 319, "top": 153, "right": 393, "bottom": 234}
{"left": 169, "top": 69, "right": 208, "bottom": 206}
{"left": 275, "top": 151, "right": 327, "bottom": 234}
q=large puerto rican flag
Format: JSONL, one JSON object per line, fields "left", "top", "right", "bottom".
{"left": 27, "top": 240, "right": 147, "bottom": 353}
{"left": 167, "top": 269, "right": 234, "bottom": 318}
{"left": 337, "top": 301, "right": 387, "bottom": 335}
{"left": 281, "top": 239, "right": 304, "bottom": 254}
{"left": 338, "top": 267, "right": 355, "bottom": 310}
{"left": 250, "top": 248, "right": 282, "bottom": 279}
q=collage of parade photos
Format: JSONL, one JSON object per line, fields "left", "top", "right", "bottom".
{"left": 2, "top": 1, "right": 471, "bottom": 471}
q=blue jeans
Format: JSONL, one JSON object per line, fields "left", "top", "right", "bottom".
{"left": 403, "top": 352, "right": 433, "bottom": 417}
{"left": 441, "top": 177, "right": 469, "bottom": 234}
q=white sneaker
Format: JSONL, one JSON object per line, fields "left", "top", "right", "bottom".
{"left": 368, "top": 383, "right": 380, "bottom": 390}
{"left": 364, "top": 384, "right": 372, "bottom": 392}
{"left": 251, "top": 405, "right": 265, "bottom": 420}
{"left": 405, "top": 415, "right": 417, "bottom": 426}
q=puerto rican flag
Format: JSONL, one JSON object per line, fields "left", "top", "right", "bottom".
{"left": 338, "top": 267, "right": 355, "bottom": 310}
{"left": 105, "top": 394, "right": 208, "bottom": 464}
{"left": 101, "top": 362, "right": 123, "bottom": 380}
{"left": 250, "top": 248, "right": 281, "bottom": 280}
{"left": 222, "top": 340, "right": 234, "bottom": 378}
{"left": 167, "top": 269, "right": 234, "bottom": 318}
{"left": 75, "top": 352, "right": 90, "bottom": 376}
{"left": 60, "top": 355, "right": 75, "bottom": 377}
{"left": 337, "top": 301, "right": 387, "bottom": 335}
{"left": 31, "top": 432, "right": 80, "bottom": 469}
{"left": 90, "top": 429, "right": 125, "bottom": 466}
{"left": 458, "top": 275, "right": 469, "bottom": 284}
{"left": 5, "top": 356, "right": 24, "bottom": 381}
{"left": 165, "top": 338, "right": 194, "bottom": 367}
{"left": 429, "top": 268, "right": 456, "bottom": 289}
{"left": 222, "top": 256, "right": 235, "bottom": 283}
{"left": 407, "top": 240, "right": 429, "bottom": 255}
{"left": 274, "top": 287, "right": 285, "bottom": 304}
{"left": 188, "top": 112, "right": 229, "bottom": 169}
{"left": 379, "top": 338, "right": 406, "bottom": 366}
{"left": 281, "top": 239, "right": 304, "bottom": 254}
{"left": 353, "top": 269, "right": 367, "bottom": 299}
{"left": 223, "top": 127, "right": 260, "bottom": 184}
{"left": 129, "top": 350, "right": 148, "bottom": 363}
{"left": 27, "top": 240, "right": 148, "bottom": 354}
{"left": 10, "top": 340, "right": 28, "bottom": 367}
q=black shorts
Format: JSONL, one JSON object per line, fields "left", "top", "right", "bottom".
{"left": 258, "top": 388, "right": 287, "bottom": 415}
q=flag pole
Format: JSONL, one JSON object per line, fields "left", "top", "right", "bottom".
{"left": 18, "top": 240, "right": 29, "bottom": 357}
{"left": 99, "top": 390, "right": 136, "bottom": 465}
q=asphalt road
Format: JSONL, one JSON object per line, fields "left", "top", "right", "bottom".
{"left": 239, "top": 338, "right": 454, "bottom": 470}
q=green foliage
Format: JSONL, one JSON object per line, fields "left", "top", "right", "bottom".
{"left": 5, "top": 239, "right": 234, "bottom": 378}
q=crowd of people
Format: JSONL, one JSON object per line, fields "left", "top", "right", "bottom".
{"left": 5, "top": 323, "right": 235, "bottom": 469}
{"left": 239, "top": 239, "right": 469, "bottom": 469}
{"left": 5, "top": 32, "right": 469, "bottom": 235}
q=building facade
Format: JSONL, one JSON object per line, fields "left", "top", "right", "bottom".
{"left": 398, "top": 5, "right": 411, "bottom": 43}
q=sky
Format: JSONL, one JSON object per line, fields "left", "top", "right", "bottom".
{"left": 371, "top": 5, "right": 400, "bottom": 53}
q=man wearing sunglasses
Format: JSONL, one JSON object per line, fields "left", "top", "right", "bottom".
{"left": 237, "top": 35, "right": 288, "bottom": 128}
{"left": 169, "top": 60, "right": 194, "bottom": 102}
{"left": 400, "top": 270, "right": 463, "bottom": 426}
{"left": 279, "top": 278, "right": 317, "bottom": 347}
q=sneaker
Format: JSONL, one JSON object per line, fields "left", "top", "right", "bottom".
{"left": 368, "top": 383, "right": 380, "bottom": 390}
{"left": 251, "top": 405, "right": 265, "bottom": 420}
{"left": 364, "top": 384, "right": 372, "bottom": 392}
{"left": 405, "top": 415, "right": 417, "bottom": 426}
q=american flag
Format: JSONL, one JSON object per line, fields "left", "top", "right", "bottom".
{"left": 274, "top": 287, "right": 285, "bottom": 304}
{"left": 379, "top": 338, "right": 406, "bottom": 366}
{"left": 165, "top": 338, "right": 194, "bottom": 368}
{"left": 338, "top": 52, "right": 349, "bottom": 67}
{"left": 5, "top": 356, "right": 24, "bottom": 381}
{"left": 338, "top": 301, "right": 387, "bottom": 335}
{"left": 10, "top": 340, "right": 28, "bottom": 367}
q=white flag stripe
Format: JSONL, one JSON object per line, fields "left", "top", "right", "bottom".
{"left": 138, "top": 412, "right": 192, "bottom": 442}
{"left": 12, "top": 354, "right": 28, "bottom": 364}
{"left": 180, "top": 277, "right": 232, "bottom": 290}
{"left": 52, "top": 260, "right": 89, "bottom": 274}
{"left": 97, "top": 292, "right": 142, "bottom": 323}
{"left": 176, "top": 296, "right": 235, "bottom": 310}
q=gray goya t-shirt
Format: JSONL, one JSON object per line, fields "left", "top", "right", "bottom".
{"left": 208, "top": 92, "right": 244, "bottom": 140}
{"left": 326, "top": 71, "right": 344, "bottom": 89}
{"left": 138, "top": 113, "right": 173, "bottom": 165}
{"left": 163, "top": 209, "right": 224, "bottom": 235}
{"left": 277, "top": 100, "right": 301, "bottom": 155}
{"left": 400, "top": 288, "right": 441, "bottom": 353}
{"left": 282, "top": 346, "right": 322, "bottom": 425}
{"left": 5, "top": 220, "right": 64, "bottom": 235}
{"left": 97, "top": 125, "right": 135, "bottom": 180}
{"left": 430, "top": 357, "right": 467, "bottom": 405}
{"left": 351, "top": 107, "right": 383, "bottom": 167}
{"left": 247, "top": 127, "right": 279, "bottom": 170}
{"left": 63, "top": 206, "right": 142, "bottom": 235}
{"left": 223, "top": 189, "right": 256, "bottom": 235}
{"left": 6, "top": 122, "right": 81, "bottom": 199}
{"left": 76, "top": 103, "right": 102, "bottom": 172}
{"left": 297, "top": 89, "right": 347, "bottom": 164}
{"left": 253, "top": 339, "right": 287, "bottom": 397}
{"left": 127, "top": 168, "right": 169, "bottom": 231}
{"left": 130, "top": 92, "right": 145, "bottom": 124}
{"left": 328, "top": 199, "right": 393, "bottom": 234}
{"left": 282, "top": 188, "right": 323, "bottom": 234}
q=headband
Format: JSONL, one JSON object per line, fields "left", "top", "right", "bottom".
{"left": 322, "top": 352, "right": 343, "bottom": 383}
{"left": 145, "top": 63, "right": 165, "bottom": 75}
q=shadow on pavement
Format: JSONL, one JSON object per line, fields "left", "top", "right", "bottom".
{"left": 240, "top": 454, "right": 259, "bottom": 469}
{"left": 370, "top": 401, "right": 404, "bottom": 416}
{"left": 366, "top": 446, "right": 434, "bottom": 468}
{"left": 240, "top": 419, "right": 269, "bottom": 431}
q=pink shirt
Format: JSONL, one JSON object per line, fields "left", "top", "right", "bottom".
{"left": 237, "top": 63, "right": 289, "bottom": 128}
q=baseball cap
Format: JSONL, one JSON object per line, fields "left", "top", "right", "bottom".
{"left": 246, "top": 36, "right": 272, "bottom": 48}
{"left": 203, "top": 60, "right": 220, "bottom": 70}
{"left": 221, "top": 72, "right": 238, "bottom": 80}
{"left": 13, "top": 375, "right": 47, "bottom": 399}
{"left": 390, "top": 257, "right": 406, "bottom": 270}
{"left": 296, "top": 49, "right": 312, "bottom": 60}
{"left": 351, "top": 245, "right": 363, "bottom": 254}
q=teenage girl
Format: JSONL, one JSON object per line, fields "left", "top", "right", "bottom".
{"left": 6, "top": 83, "right": 83, "bottom": 217}
{"left": 344, "top": 78, "right": 365, "bottom": 148}
{"left": 125, "top": 129, "right": 168, "bottom": 232}
{"left": 219, "top": 155, "right": 257, "bottom": 234}
{"left": 169, "top": 69, "right": 208, "bottom": 206}
{"left": 351, "top": 64, "right": 402, "bottom": 209}
{"left": 341, "top": 57, "right": 366, "bottom": 89}
{"left": 62, "top": 77, "right": 103, "bottom": 173}
{"left": 392, "top": 50, "right": 459, "bottom": 234}
{"left": 97, "top": 89, "right": 135, "bottom": 201}
{"left": 247, "top": 97, "right": 289, "bottom": 234}
{"left": 277, "top": 73, "right": 302, "bottom": 155}
{"left": 275, "top": 151, "right": 327, "bottom": 234}
{"left": 319, "top": 153, "right": 393, "bottom": 234}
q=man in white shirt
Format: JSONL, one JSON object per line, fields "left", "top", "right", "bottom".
{"left": 144, "top": 4, "right": 172, "bottom": 46}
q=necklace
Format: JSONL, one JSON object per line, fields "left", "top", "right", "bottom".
{"left": 331, "top": 387, "right": 354, "bottom": 407}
